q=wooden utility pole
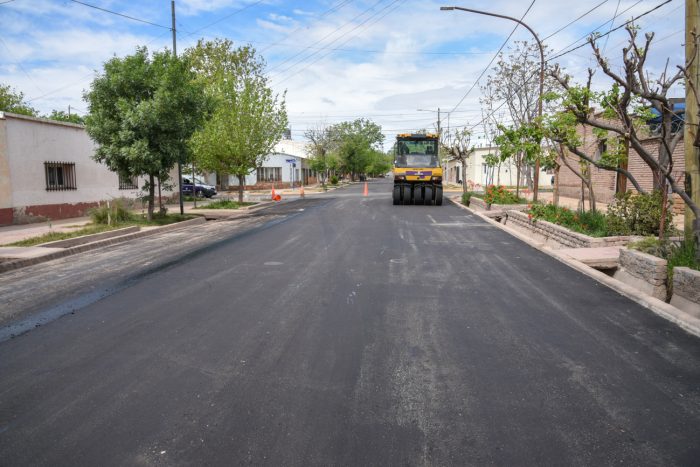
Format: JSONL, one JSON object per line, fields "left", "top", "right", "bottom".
{"left": 172, "top": 0, "right": 184, "bottom": 215}
{"left": 685, "top": 0, "right": 700, "bottom": 253}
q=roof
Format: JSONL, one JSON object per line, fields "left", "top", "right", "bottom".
{"left": 0, "top": 111, "right": 85, "bottom": 130}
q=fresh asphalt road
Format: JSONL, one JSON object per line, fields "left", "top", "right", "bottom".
{"left": 1, "top": 180, "right": 699, "bottom": 466}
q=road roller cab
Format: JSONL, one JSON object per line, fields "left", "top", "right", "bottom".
{"left": 392, "top": 133, "right": 443, "bottom": 205}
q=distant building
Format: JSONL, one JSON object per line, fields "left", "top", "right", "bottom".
{"left": 210, "top": 139, "right": 317, "bottom": 191}
{"left": 0, "top": 112, "right": 159, "bottom": 226}
{"left": 444, "top": 145, "right": 549, "bottom": 188}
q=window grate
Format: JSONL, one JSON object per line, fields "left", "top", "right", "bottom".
{"left": 118, "top": 174, "right": 138, "bottom": 190}
{"left": 44, "top": 162, "right": 77, "bottom": 191}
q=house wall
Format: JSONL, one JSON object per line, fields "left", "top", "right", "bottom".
{"left": 0, "top": 112, "right": 154, "bottom": 225}
{"left": 445, "top": 146, "right": 550, "bottom": 189}
{"left": 558, "top": 124, "right": 686, "bottom": 212}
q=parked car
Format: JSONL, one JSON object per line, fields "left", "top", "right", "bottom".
{"left": 182, "top": 177, "right": 217, "bottom": 198}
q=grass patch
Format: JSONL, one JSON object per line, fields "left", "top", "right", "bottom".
{"left": 194, "top": 200, "right": 256, "bottom": 210}
{"left": 6, "top": 224, "right": 124, "bottom": 247}
{"left": 4, "top": 214, "right": 197, "bottom": 247}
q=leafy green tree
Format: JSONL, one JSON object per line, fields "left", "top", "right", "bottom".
{"left": 0, "top": 84, "right": 38, "bottom": 116}
{"left": 186, "top": 39, "right": 287, "bottom": 202}
{"left": 84, "top": 46, "right": 210, "bottom": 220}
{"left": 330, "top": 118, "right": 383, "bottom": 180}
{"left": 47, "top": 110, "right": 85, "bottom": 124}
{"left": 495, "top": 121, "right": 543, "bottom": 200}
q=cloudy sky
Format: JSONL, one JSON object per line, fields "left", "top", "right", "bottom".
{"left": 0, "top": 0, "right": 685, "bottom": 148}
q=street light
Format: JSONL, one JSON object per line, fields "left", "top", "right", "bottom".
{"left": 440, "top": 5, "right": 544, "bottom": 202}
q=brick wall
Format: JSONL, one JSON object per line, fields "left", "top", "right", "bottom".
{"left": 557, "top": 123, "right": 686, "bottom": 213}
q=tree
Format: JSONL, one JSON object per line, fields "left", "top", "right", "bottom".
{"left": 84, "top": 46, "right": 210, "bottom": 220}
{"left": 483, "top": 41, "right": 558, "bottom": 195}
{"left": 187, "top": 39, "right": 287, "bottom": 203}
{"left": 47, "top": 110, "right": 85, "bottom": 124}
{"left": 549, "top": 24, "right": 699, "bottom": 242}
{"left": 0, "top": 84, "right": 38, "bottom": 116}
{"left": 330, "top": 118, "right": 384, "bottom": 180}
{"left": 494, "top": 121, "right": 544, "bottom": 200}
{"left": 305, "top": 124, "right": 336, "bottom": 189}
{"left": 442, "top": 128, "right": 475, "bottom": 194}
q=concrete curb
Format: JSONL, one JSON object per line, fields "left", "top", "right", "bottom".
{"left": 0, "top": 217, "right": 206, "bottom": 274}
{"left": 448, "top": 196, "right": 700, "bottom": 338}
{"left": 38, "top": 225, "right": 140, "bottom": 249}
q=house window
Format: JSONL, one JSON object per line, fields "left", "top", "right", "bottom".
{"left": 595, "top": 139, "right": 607, "bottom": 161}
{"left": 118, "top": 174, "right": 138, "bottom": 190}
{"left": 256, "top": 167, "right": 282, "bottom": 182}
{"left": 44, "top": 162, "right": 76, "bottom": 190}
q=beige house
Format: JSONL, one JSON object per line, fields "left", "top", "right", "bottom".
{"left": 0, "top": 112, "right": 158, "bottom": 226}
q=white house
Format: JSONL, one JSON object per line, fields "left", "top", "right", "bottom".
{"left": 0, "top": 112, "right": 158, "bottom": 226}
{"left": 444, "top": 145, "right": 551, "bottom": 189}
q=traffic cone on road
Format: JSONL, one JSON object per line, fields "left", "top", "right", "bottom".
{"left": 299, "top": 185, "right": 305, "bottom": 198}
{"left": 363, "top": 181, "right": 368, "bottom": 196}
{"left": 271, "top": 184, "right": 276, "bottom": 200}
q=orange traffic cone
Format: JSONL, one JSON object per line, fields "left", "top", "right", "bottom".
{"left": 363, "top": 181, "right": 368, "bottom": 196}
{"left": 299, "top": 185, "right": 305, "bottom": 198}
{"left": 270, "top": 184, "right": 276, "bottom": 200}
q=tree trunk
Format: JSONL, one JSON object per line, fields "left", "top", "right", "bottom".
{"left": 238, "top": 175, "right": 245, "bottom": 203}
{"left": 147, "top": 174, "right": 155, "bottom": 221}
{"left": 659, "top": 182, "right": 669, "bottom": 240}
{"left": 461, "top": 159, "right": 467, "bottom": 194}
{"left": 553, "top": 164, "right": 560, "bottom": 207}
{"left": 587, "top": 166, "right": 596, "bottom": 213}
{"left": 515, "top": 153, "right": 521, "bottom": 198}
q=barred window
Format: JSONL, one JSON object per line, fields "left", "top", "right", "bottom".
{"left": 44, "top": 162, "right": 77, "bottom": 190}
{"left": 256, "top": 167, "right": 282, "bottom": 182}
{"left": 118, "top": 174, "right": 138, "bottom": 190}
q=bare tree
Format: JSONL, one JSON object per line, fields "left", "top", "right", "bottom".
{"left": 442, "top": 128, "right": 475, "bottom": 194}
{"left": 550, "top": 24, "right": 699, "bottom": 240}
{"left": 304, "top": 124, "right": 336, "bottom": 190}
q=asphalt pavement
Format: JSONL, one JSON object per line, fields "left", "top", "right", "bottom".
{"left": 0, "top": 179, "right": 699, "bottom": 466}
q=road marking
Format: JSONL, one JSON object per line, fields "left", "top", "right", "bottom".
{"left": 427, "top": 214, "right": 437, "bottom": 224}
{"left": 264, "top": 261, "right": 284, "bottom": 266}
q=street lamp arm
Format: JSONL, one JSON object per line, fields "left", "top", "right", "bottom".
{"left": 440, "top": 6, "right": 542, "bottom": 49}
{"left": 441, "top": 4, "right": 545, "bottom": 201}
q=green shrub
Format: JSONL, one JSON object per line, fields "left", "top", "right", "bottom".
{"left": 528, "top": 203, "right": 609, "bottom": 237}
{"left": 90, "top": 201, "right": 133, "bottom": 225}
{"left": 330, "top": 175, "right": 339, "bottom": 185}
{"left": 606, "top": 191, "right": 674, "bottom": 236}
{"left": 462, "top": 191, "right": 475, "bottom": 206}
{"left": 482, "top": 185, "right": 526, "bottom": 205}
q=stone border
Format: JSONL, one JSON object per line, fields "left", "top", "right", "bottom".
{"left": 38, "top": 226, "right": 140, "bottom": 249}
{"left": 505, "top": 210, "right": 631, "bottom": 249}
{"left": 671, "top": 267, "right": 700, "bottom": 318}
{"left": 0, "top": 217, "right": 206, "bottom": 274}
{"left": 468, "top": 197, "right": 528, "bottom": 212}
{"left": 613, "top": 249, "right": 667, "bottom": 301}
{"left": 448, "top": 196, "right": 700, "bottom": 337}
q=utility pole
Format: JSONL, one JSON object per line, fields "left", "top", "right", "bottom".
{"left": 686, "top": 0, "right": 700, "bottom": 255}
{"left": 172, "top": 0, "right": 184, "bottom": 215}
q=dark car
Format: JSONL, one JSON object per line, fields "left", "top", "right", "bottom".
{"left": 182, "top": 177, "right": 217, "bottom": 198}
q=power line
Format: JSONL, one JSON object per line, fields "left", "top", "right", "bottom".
{"left": 259, "top": 0, "right": 353, "bottom": 54}
{"left": 272, "top": 0, "right": 408, "bottom": 85}
{"left": 448, "top": 0, "right": 675, "bottom": 134}
{"left": 541, "top": 0, "right": 609, "bottom": 41}
{"left": 266, "top": 0, "right": 389, "bottom": 75}
{"left": 69, "top": 0, "right": 172, "bottom": 30}
{"left": 447, "top": 0, "right": 537, "bottom": 114}
{"left": 183, "top": 0, "right": 266, "bottom": 36}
